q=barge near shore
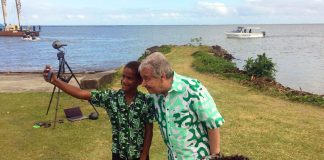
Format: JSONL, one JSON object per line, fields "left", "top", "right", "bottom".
{"left": 1, "top": 0, "right": 40, "bottom": 37}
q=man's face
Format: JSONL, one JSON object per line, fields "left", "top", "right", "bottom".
{"left": 121, "top": 67, "right": 141, "bottom": 92}
{"left": 140, "top": 67, "right": 164, "bottom": 94}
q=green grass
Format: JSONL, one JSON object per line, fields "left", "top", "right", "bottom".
{"left": 192, "top": 51, "right": 238, "bottom": 74}
{"left": 166, "top": 46, "right": 324, "bottom": 159}
{"left": 0, "top": 92, "right": 167, "bottom": 160}
{"left": 1, "top": 45, "right": 324, "bottom": 160}
{"left": 158, "top": 45, "right": 172, "bottom": 54}
{"left": 192, "top": 50, "right": 248, "bottom": 81}
{"left": 138, "top": 45, "right": 172, "bottom": 61}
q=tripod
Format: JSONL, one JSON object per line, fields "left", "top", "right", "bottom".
{"left": 46, "top": 43, "right": 99, "bottom": 128}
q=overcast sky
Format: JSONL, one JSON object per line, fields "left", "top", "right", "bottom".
{"left": 1, "top": 0, "right": 324, "bottom": 25}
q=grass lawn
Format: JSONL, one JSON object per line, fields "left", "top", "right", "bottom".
{"left": 0, "top": 46, "right": 323, "bottom": 160}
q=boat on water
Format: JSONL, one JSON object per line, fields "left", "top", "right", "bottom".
{"left": 225, "top": 26, "right": 265, "bottom": 38}
{"left": 1, "top": 0, "right": 40, "bottom": 37}
{"left": 21, "top": 34, "right": 40, "bottom": 41}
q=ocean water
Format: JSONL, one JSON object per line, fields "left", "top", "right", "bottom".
{"left": 0, "top": 25, "right": 323, "bottom": 94}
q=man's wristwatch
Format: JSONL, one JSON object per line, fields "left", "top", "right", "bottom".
{"left": 212, "top": 153, "right": 221, "bottom": 159}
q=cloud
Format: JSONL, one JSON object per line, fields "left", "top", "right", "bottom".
{"left": 7, "top": 0, "right": 324, "bottom": 25}
{"left": 66, "top": 15, "right": 74, "bottom": 19}
{"left": 197, "top": 1, "right": 230, "bottom": 15}
{"left": 66, "top": 14, "right": 86, "bottom": 20}
{"left": 245, "top": 0, "right": 261, "bottom": 2}
{"left": 77, "top": 15, "right": 85, "bottom": 19}
{"left": 107, "top": 14, "right": 131, "bottom": 20}
{"left": 242, "top": 0, "right": 324, "bottom": 16}
{"left": 161, "top": 12, "right": 181, "bottom": 18}
{"left": 150, "top": 12, "right": 182, "bottom": 18}
{"left": 31, "top": 15, "right": 39, "bottom": 19}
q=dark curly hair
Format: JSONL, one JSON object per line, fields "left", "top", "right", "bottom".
{"left": 125, "top": 61, "right": 142, "bottom": 81}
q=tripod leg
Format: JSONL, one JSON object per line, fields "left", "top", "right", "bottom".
{"left": 64, "top": 61, "right": 81, "bottom": 87}
{"left": 53, "top": 88, "right": 61, "bottom": 128}
{"left": 50, "top": 58, "right": 64, "bottom": 128}
{"left": 88, "top": 100, "right": 99, "bottom": 115}
{"left": 46, "top": 60, "right": 62, "bottom": 115}
{"left": 46, "top": 85, "right": 57, "bottom": 115}
{"left": 64, "top": 60, "right": 100, "bottom": 116}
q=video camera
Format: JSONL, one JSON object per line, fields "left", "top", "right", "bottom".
{"left": 52, "top": 40, "right": 67, "bottom": 50}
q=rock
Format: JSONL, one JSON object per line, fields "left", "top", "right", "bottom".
{"left": 80, "top": 70, "right": 117, "bottom": 89}
{"left": 145, "top": 46, "right": 160, "bottom": 55}
{"left": 210, "top": 45, "right": 234, "bottom": 61}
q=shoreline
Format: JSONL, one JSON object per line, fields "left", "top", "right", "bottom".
{"left": 0, "top": 72, "right": 90, "bottom": 93}
{"left": 1, "top": 45, "right": 323, "bottom": 98}
{"left": 0, "top": 70, "right": 104, "bottom": 74}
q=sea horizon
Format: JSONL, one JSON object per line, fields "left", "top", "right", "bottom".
{"left": 18, "top": 23, "right": 324, "bottom": 26}
{"left": 1, "top": 24, "right": 323, "bottom": 94}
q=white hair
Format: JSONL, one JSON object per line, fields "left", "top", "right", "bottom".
{"left": 139, "top": 52, "right": 173, "bottom": 78}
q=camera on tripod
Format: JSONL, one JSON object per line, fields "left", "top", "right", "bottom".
{"left": 46, "top": 40, "right": 99, "bottom": 128}
{"left": 48, "top": 41, "right": 71, "bottom": 83}
{"left": 52, "top": 40, "right": 67, "bottom": 50}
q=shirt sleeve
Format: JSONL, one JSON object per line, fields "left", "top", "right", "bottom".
{"left": 195, "top": 85, "right": 225, "bottom": 130}
{"left": 90, "top": 89, "right": 114, "bottom": 108}
{"left": 145, "top": 96, "right": 155, "bottom": 123}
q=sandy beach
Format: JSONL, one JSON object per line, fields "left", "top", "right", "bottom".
{"left": 0, "top": 72, "right": 85, "bottom": 93}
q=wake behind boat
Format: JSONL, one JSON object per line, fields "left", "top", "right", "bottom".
{"left": 21, "top": 34, "right": 40, "bottom": 41}
{"left": 225, "top": 26, "right": 265, "bottom": 38}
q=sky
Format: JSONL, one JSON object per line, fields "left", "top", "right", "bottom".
{"left": 1, "top": 0, "right": 324, "bottom": 25}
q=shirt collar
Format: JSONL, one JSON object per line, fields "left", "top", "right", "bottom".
{"left": 118, "top": 89, "right": 143, "bottom": 103}
{"left": 168, "top": 72, "right": 186, "bottom": 93}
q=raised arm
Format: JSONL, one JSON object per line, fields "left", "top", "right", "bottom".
{"left": 43, "top": 65, "right": 91, "bottom": 100}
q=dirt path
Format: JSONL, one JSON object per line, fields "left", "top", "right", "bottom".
{"left": 0, "top": 72, "right": 85, "bottom": 93}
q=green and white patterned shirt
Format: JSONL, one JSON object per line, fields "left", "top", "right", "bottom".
{"left": 90, "top": 89, "right": 155, "bottom": 159}
{"left": 151, "top": 72, "right": 225, "bottom": 160}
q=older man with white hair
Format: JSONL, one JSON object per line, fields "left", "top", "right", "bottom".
{"left": 139, "top": 52, "right": 225, "bottom": 160}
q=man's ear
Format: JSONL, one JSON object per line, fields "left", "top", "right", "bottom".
{"left": 161, "top": 72, "right": 167, "bottom": 80}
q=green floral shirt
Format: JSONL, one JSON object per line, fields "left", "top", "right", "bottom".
{"left": 151, "top": 72, "right": 225, "bottom": 160}
{"left": 90, "top": 89, "right": 154, "bottom": 159}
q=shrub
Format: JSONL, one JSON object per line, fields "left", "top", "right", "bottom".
{"left": 138, "top": 45, "right": 172, "bottom": 61}
{"left": 158, "top": 45, "right": 172, "bottom": 54}
{"left": 190, "top": 37, "right": 203, "bottom": 46}
{"left": 244, "top": 53, "right": 277, "bottom": 79}
{"left": 285, "top": 93, "right": 324, "bottom": 106}
{"left": 192, "top": 51, "right": 237, "bottom": 75}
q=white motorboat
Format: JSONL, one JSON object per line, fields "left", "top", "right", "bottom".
{"left": 21, "top": 35, "right": 40, "bottom": 41}
{"left": 225, "top": 26, "right": 266, "bottom": 38}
